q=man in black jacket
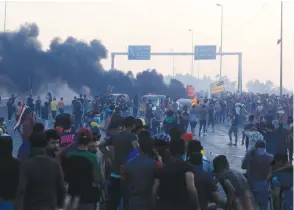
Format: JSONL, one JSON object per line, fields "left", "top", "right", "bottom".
{"left": 0, "top": 135, "right": 20, "bottom": 209}
{"left": 14, "top": 132, "right": 65, "bottom": 210}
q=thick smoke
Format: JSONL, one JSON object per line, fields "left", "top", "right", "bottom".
{"left": 0, "top": 23, "right": 186, "bottom": 99}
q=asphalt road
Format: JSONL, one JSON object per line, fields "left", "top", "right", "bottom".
{"left": 199, "top": 125, "right": 246, "bottom": 171}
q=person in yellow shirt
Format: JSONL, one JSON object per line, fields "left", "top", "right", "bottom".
{"left": 58, "top": 97, "right": 65, "bottom": 114}
{"left": 50, "top": 97, "right": 57, "bottom": 120}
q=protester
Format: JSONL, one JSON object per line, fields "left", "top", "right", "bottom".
{"left": 99, "top": 116, "right": 139, "bottom": 210}
{"left": 41, "top": 102, "right": 50, "bottom": 129}
{"left": 153, "top": 133, "right": 171, "bottom": 164}
{"left": 6, "top": 98, "right": 14, "bottom": 123}
{"left": 207, "top": 103, "right": 215, "bottom": 132}
{"left": 243, "top": 125, "right": 264, "bottom": 150}
{"left": 0, "top": 135, "right": 20, "bottom": 210}
{"left": 45, "top": 129, "right": 61, "bottom": 159}
{"left": 286, "top": 116, "right": 293, "bottom": 161}
{"left": 163, "top": 110, "right": 177, "bottom": 134}
{"left": 35, "top": 96, "right": 41, "bottom": 119}
{"left": 59, "top": 114, "right": 76, "bottom": 151}
{"left": 150, "top": 107, "right": 161, "bottom": 134}
{"left": 274, "top": 118, "right": 290, "bottom": 158}
{"left": 50, "top": 97, "right": 57, "bottom": 120}
{"left": 187, "top": 140, "right": 213, "bottom": 173}
{"left": 180, "top": 106, "right": 189, "bottom": 133}
{"left": 26, "top": 95, "right": 34, "bottom": 112}
{"left": 241, "top": 140, "right": 273, "bottom": 210}
{"left": 228, "top": 111, "right": 238, "bottom": 146}
{"left": 270, "top": 153, "right": 293, "bottom": 210}
{"left": 261, "top": 123, "right": 276, "bottom": 155}
{"left": 88, "top": 127, "right": 104, "bottom": 182}
{"left": 63, "top": 130, "right": 102, "bottom": 210}
{"left": 89, "top": 115, "right": 101, "bottom": 133}
{"left": 17, "top": 110, "right": 35, "bottom": 161}
{"left": 213, "top": 155, "right": 258, "bottom": 210}
{"left": 265, "top": 110, "right": 273, "bottom": 125}
{"left": 133, "top": 118, "right": 146, "bottom": 135}
{"left": 32, "top": 122, "right": 45, "bottom": 133}
{"left": 152, "top": 139, "right": 201, "bottom": 210}
{"left": 189, "top": 104, "right": 198, "bottom": 135}
{"left": 198, "top": 104, "right": 207, "bottom": 137}
{"left": 73, "top": 98, "right": 83, "bottom": 129}
{"left": 100, "top": 114, "right": 124, "bottom": 180}
{"left": 242, "top": 115, "right": 255, "bottom": 150}
{"left": 122, "top": 130, "right": 161, "bottom": 210}
{"left": 83, "top": 95, "right": 89, "bottom": 116}
{"left": 58, "top": 97, "right": 65, "bottom": 114}
{"left": 14, "top": 132, "right": 65, "bottom": 210}
{"left": 171, "top": 99, "right": 178, "bottom": 113}
{"left": 188, "top": 152, "right": 226, "bottom": 210}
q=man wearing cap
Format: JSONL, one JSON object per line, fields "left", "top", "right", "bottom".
{"left": 241, "top": 140, "right": 273, "bottom": 210}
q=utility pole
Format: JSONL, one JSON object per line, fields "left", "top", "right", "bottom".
{"left": 188, "top": 29, "right": 194, "bottom": 76}
{"left": 216, "top": 3, "right": 224, "bottom": 80}
{"left": 4, "top": 1, "right": 7, "bottom": 32}
{"left": 279, "top": 0, "right": 283, "bottom": 97}
{"left": 170, "top": 49, "right": 175, "bottom": 77}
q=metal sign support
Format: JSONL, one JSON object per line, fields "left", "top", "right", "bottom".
{"left": 110, "top": 51, "right": 243, "bottom": 93}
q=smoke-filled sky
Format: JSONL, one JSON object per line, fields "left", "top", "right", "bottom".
{"left": 0, "top": 0, "right": 293, "bottom": 90}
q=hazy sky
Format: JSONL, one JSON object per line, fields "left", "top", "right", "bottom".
{"left": 0, "top": 0, "right": 293, "bottom": 90}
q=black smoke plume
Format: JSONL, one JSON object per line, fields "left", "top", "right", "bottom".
{"left": 0, "top": 23, "right": 186, "bottom": 99}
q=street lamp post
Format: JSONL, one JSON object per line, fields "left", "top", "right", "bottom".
{"left": 279, "top": 1, "right": 283, "bottom": 97}
{"left": 4, "top": 1, "right": 7, "bottom": 32}
{"left": 216, "top": 3, "right": 223, "bottom": 80}
{"left": 170, "top": 48, "right": 175, "bottom": 77}
{"left": 188, "top": 29, "right": 194, "bottom": 76}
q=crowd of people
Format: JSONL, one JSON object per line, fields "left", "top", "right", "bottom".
{"left": 0, "top": 91, "right": 293, "bottom": 210}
